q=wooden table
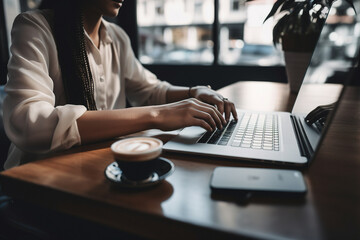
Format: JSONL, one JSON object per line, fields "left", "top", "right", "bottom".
{"left": 1, "top": 81, "right": 359, "bottom": 239}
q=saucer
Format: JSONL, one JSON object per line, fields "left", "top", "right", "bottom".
{"left": 104, "top": 157, "right": 175, "bottom": 188}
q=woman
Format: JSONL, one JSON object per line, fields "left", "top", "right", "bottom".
{"left": 3, "top": 0, "right": 237, "bottom": 169}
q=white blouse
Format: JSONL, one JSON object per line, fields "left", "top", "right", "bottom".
{"left": 3, "top": 10, "right": 171, "bottom": 169}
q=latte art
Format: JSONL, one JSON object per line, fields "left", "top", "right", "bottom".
{"left": 111, "top": 137, "right": 163, "bottom": 162}
{"left": 122, "top": 142, "right": 151, "bottom": 152}
{"left": 115, "top": 139, "right": 159, "bottom": 153}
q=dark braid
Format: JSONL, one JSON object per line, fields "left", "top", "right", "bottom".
{"left": 73, "top": 11, "right": 97, "bottom": 110}
{"left": 39, "top": 0, "right": 97, "bottom": 110}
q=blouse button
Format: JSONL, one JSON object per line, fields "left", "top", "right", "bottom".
{"left": 100, "top": 77, "right": 105, "bottom": 82}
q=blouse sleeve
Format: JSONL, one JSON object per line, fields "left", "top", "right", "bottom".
{"left": 3, "top": 11, "right": 86, "bottom": 154}
{"left": 113, "top": 26, "right": 171, "bottom": 107}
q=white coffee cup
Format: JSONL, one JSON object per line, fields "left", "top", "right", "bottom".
{"left": 111, "top": 137, "right": 163, "bottom": 181}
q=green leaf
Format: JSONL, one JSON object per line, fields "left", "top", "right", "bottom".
{"left": 273, "top": 14, "right": 290, "bottom": 45}
{"left": 280, "top": 0, "right": 296, "bottom": 12}
{"left": 312, "top": 5, "right": 324, "bottom": 20}
{"left": 264, "top": 0, "right": 288, "bottom": 23}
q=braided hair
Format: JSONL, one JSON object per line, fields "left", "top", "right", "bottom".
{"left": 39, "top": 0, "right": 97, "bottom": 110}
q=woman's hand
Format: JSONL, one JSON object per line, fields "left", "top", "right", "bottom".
{"left": 190, "top": 86, "right": 238, "bottom": 122}
{"left": 151, "top": 98, "right": 227, "bottom": 132}
{"left": 78, "top": 94, "right": 232, "bottom": 144}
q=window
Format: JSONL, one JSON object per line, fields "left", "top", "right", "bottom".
{"left": 137, "top": 0, "right": 214, "bottom": 64}
{"left": 137, "top": 0, "right": 283, "bottom": 66}
{"left": 231, "top": 0, "right": 241, "bottom": 11}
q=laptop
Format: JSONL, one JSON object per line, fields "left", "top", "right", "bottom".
{"left": 163, "top": 3, "right": 360, "bottom": 166}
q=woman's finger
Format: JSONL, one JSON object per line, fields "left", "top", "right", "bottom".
{"left": 230, "top": 102, "right": 238, "bottom": 121}
{"left": 223, "top": 99, "right": 231, "bottom": 122}
{"left": 192, "top": 105, "right": 223, "bottom": 130}
{"left": 222, "top": 99, "right": 238, "bottom": 122}
{"left": 189, "top": 107, "right": 217, "bottom": 131}
{"left": 190, "top": 98, "right": 226, "bottom": 127}
{"left": 214, "top": 96, "right": 225, "bottom": 115}
{"left": 192, "top": 118, "right": 213, "bottom": 132}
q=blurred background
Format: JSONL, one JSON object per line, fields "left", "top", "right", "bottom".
{"left": 1, "top": 0, "right": 359, "bottom": 87}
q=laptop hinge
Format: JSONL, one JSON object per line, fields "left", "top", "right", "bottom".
{"left": 290, "top": 115, "right": 314, "bottom": 159}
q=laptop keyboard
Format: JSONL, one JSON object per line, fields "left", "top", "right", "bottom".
{"left": 198, "top": 113, "right": 279, "bottom": 151}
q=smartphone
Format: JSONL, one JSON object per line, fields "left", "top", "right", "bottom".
{"left": 210, "top": 167, "right": 307, "bottom": 196}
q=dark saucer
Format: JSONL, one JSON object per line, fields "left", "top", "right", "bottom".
{"left": 104, "top": 157, "right": 175, "bottom": 188}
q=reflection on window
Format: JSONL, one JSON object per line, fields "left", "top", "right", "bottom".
{"left": 137, "top": 0, "right": 214, "bottom": 64}
{"left": 219, "top": 0, "right": 283, "bottom": 66}
{"left": 304, "top": 0, "right": 359, "bottom": 84}
{"left": 137, "top": 0, "right": 283, "bottom": 65}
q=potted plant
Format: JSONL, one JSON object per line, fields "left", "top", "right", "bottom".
{"left": 262, "top": 0, "right": 356, "bottom": 92}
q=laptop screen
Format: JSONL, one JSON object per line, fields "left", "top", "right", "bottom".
{"left": 291, "top": 0, "right": 360, "bottom": 159}
{"left": 292, "top": 1, "right": 359, "bottom": 115}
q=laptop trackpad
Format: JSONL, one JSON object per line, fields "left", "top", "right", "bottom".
{"left": 174, "top": 126, "right": 206, "bottom": 144}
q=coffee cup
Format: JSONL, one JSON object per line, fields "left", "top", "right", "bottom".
{"left": 111, "top": 137, "right": 163, "bottom": 182}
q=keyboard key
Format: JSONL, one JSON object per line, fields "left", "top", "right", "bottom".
{"left": 218, "top": 141, "right": 228, "bottom": 146}
{"left": 263, "top": 146, "right": 274, "bottom": 150}
{"left": 251, "top": 145, "right": 262, "bottom": 149}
